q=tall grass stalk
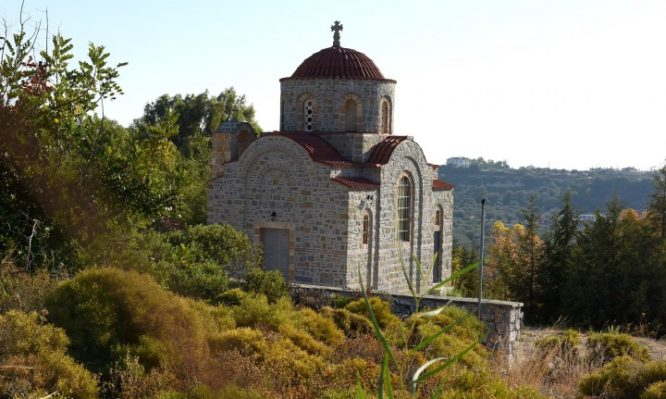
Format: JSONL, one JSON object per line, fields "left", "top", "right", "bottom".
{"left": 355, "top": 250, "right": 481, "bottom": 398}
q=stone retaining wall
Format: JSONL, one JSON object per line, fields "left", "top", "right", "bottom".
{"left": 291, "top": 284, "right": 523, "bottom": 359}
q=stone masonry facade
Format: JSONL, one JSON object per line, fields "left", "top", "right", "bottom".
{"left": 207, "top": 30, "right": 455, "bottom": 294}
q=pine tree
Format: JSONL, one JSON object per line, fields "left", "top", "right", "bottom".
{"left": 538, "top": 192, "right": 578, "bottom": 322}
{"left": 648, "top": 163, "right": 666, "bottom": 239}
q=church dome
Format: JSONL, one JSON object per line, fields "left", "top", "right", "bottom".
{"left": 291, "top": 46, "right": 386, "bottom": 80}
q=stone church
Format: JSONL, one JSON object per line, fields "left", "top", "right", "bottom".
{"left": 208, "top": 22, "right": 453, "bottom": 293}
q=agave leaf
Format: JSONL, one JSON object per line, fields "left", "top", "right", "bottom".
{"left": 416, "top": 341, "right": 478, "bottom": 383}
{"left": 358, "top": 264, "right": 396, "bottom": 366}
{"left": 411, "top": 356, "right": 447, "bottom": 392}
{"left": 431, "top": 261, "right": 478, "bottom": 292}
{"left": 355, "top": 371, "right": 368, "bottom": 399}
{"left": 413, "top": 311, "right": 471, "bottom": 351}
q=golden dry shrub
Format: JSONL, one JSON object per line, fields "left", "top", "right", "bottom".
{"left": 642, "top": 381, "right": 666, "bottom": 399}
{"left": 345, "top": 296, "right": 401, "bottom": 330}
{"left": 208, "top": 327, "right": 267, "bottom": 359}
{"left": 321, "top": 306, "right": 373, "bottom": 337}
{"left": 295, "top": 307, "right": 345, "bottom": 346}
{"left": 586, "top": 332, "right": 650, "bottom": 363}
{"left": 535, "top": 329, "right": 581, "bottom": 353}
{"left": 437, "top": 369, "right": 548, "bottom": 399}
{"left": 230, "top": 293, "right": 293, "bottom": 328}
{"left": 277, "top": 323, "right": 331, "bottom": 356}
{"left": 45, "top": 267, "right": 211, "bottom": 382}
{"left": 0, "top": 310, "right": 98, "bottom": 399}
{"left": 578, "top": 355, "right": 666, "bottom": 399}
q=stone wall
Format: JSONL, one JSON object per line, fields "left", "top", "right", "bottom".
{"left": 290, "top": 284, "right": 523, "bottom": 358}
{"left": 208, "top": 135, "right": 352, "bottom": 286}
{"left": 280, "top": 78, "right": 395, "bottom": 133}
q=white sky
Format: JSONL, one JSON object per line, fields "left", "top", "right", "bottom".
{"left": 2, "top": 0, "right": 665, "bottom": 170}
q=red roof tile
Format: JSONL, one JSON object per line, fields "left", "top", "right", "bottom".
{"left": 432, "top": 179, "right": 454, "bottom": 191}
{"left": 332, "top": 176, "right": 380, "bottom": 190}
{"left": 287, "top": 46, "right": 393, "bottom": 81}
{"left": 366, "top": 136, "right": 407, "bottom": 165}
{"left": 274, "top": 132, "right": 353, "bottom": 167}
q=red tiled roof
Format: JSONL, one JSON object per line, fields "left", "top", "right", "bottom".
{"left": 366, "top": 136, "right": 407, "bottom": 165}
{"left": 432, "top": 179, "right": 454, "bottom": 191}
{"left": 331, "top": 176, "right": 380, "bottom": 190}
{"left": 288, "top": 46, "right": 393, "bottom": 81}
{"left": 274, "top": 132, "right": 353, "bottom": 168}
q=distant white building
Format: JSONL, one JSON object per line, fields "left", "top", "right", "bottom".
{"left": 446, "top": 157, "right": 471, "bottom": 168}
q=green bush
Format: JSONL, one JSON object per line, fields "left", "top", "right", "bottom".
{"left": 216, "top": 288, "right": 247, "bottom": 306}
{"left": 167, "top": 224, "right": 262, "bottom": 277}
{"left": 45, "top": 267, "right": 209, "bottom": 377}
{"left": 438, "top": 369, "right": 548, "bottom": 399}
{"left": 579, "top": 356, "right": 666, "bottom": 399}
{"left": 231, "top": 293, "right": 293, "bottom": 328}
{"left": 0, "top": 310, "right": 98, "bottom": 399}
{"left": 586, "top": 332, "right": 650, "bottom": 363}
{"left": 242, "top": 268, "right": 288, "bottom": 302}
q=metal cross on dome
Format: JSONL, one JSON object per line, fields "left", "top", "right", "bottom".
{"left": 331, "top": 20, "right": 343, "bottom": 47}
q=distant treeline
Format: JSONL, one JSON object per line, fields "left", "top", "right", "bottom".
{"left": 439, "top": 157, "right": 656, "bottom": 248}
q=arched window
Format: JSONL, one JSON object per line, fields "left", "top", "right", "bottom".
{"left": 304, "top": 99, "right": 314, "bottom": 131}
{"left": 344, "top": 99, "right": 357, "bottom": 131}
{"left": 397, "top": 176, "right": 411, "bottom": 242}
{"left": 362, "top": 213, "right": 369, "bottom": 245}
{"left": 381, "top": 101, "right": 391, "bottom": 134}
{"left": 435, "top": 209, "right": 441, "bottom": 227}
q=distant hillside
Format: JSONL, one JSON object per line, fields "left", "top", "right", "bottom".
{"left": 439, "top": 158, "right": 656, "bottom": 248}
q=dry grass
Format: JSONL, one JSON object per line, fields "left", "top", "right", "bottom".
{"left": 491, "top": 330, "right": 604, "bottom": 399}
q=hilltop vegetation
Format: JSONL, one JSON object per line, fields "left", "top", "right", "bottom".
{"left": 439, "top": 158, "right": 655, "bottom": 248}
{"left": 2, "top": 8, "right": 666, "bottom": 398}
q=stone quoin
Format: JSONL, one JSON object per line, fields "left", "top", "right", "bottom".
{"left": 208, "top": 22, "right": 454, "bottom": 293}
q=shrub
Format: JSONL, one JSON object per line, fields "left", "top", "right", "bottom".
{"left": 321, "top": 306, "right": 373, "bottom": 337}
{"left": 167, "top": 224, "right": 262, "bottom": 277}
{"left": 158, "top": 384, "right": 265, "bottom": 399}
{"left": 438, "top": 369, "right": 549, "bottom": 399}
{"left": 242, "top": 268, "right": 288, "bottom": 302}
{"left": 642, "top": 381, "right": 666, "bottom": 399}
{"left": 216, "top": 288, "right": 247, "bottom": 306}
{"left": 296, "top": 307, "right": 345, "bottom": 346}
{"left": 278, "top": 323, "right": 330, "bottom": 356}
{"left": 586, "top": 332, "right": 650, "bottom": 363}
{"left": 45, "top": 267, "right": 209, "bottom": 378}
{"left": 231, "top": 293, "right": 293, "bottom": 328}
{"left": 208, "top": 327, "right": 267, "bottom": 358}
{"left": 535, "top": 329, "right": 581, "bottom": 353}
{"left": 0, "top": 310, "right": 98, "bottom": 399}
{"left": 345, "top": 296, "right": 401, "bottom": 330}
{"left": 578, "top": 356, "right": 666, "bottom": 399}
{"left": 0, "top": 262, "right": 61, "bottom": 313}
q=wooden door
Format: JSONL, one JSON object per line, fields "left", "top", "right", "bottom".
{"left": 261, "top": 228, "right": 290, "bottom": 281}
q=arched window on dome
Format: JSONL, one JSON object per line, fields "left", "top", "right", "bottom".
{"left": 397, "top": 176, "right": 412, "bottom": 242}
{"left": 344, "top": 99, "right": 358, "bottom": 132}
{"left": 381, "top": 100, "right": 391, "bottom": 134}
{"left": 303, "top": 98, "right": 315, "bottom": 131}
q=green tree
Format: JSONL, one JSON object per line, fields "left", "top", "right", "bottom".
{"left": 648, "top": 163, "right": 666, "bottom": 239}
{"left": 520, "top": 194, "right": 540, "bottom": 319}
{"left": 537, "top": 192, "right": 579, "bottom": 322}
{"left": 0, "top": 16, "right": 127, "bottom": 270}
